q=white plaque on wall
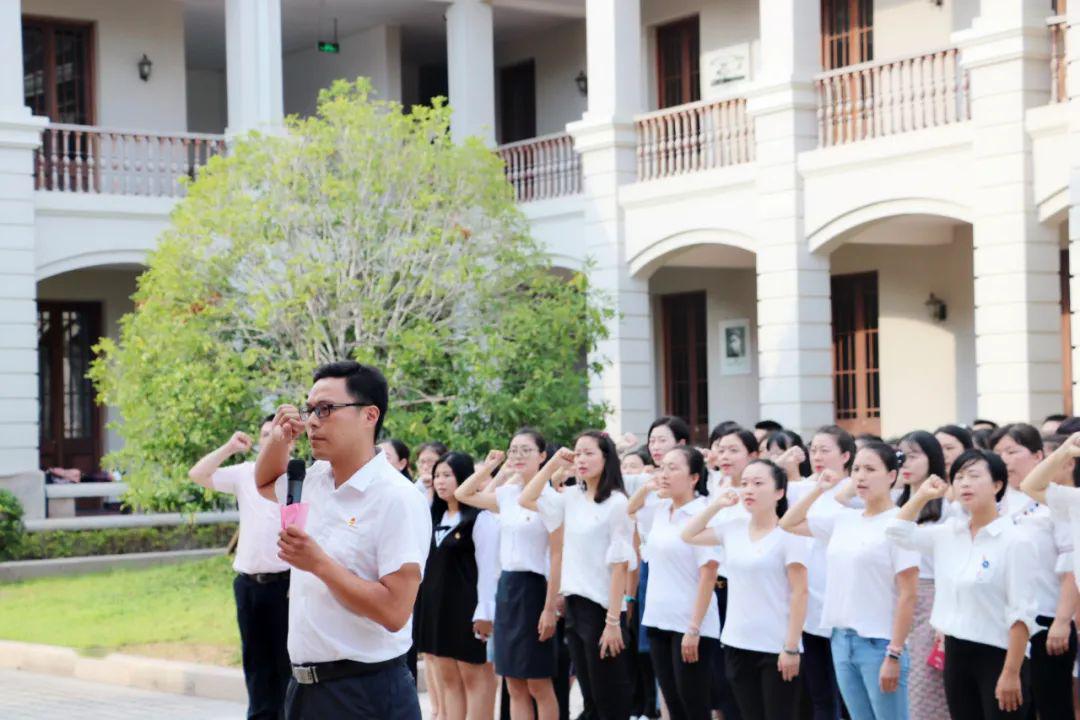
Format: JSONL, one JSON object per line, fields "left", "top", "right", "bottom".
{"left": 702, "top": 43, "right": 750, "bottom": 98}
{"left": 720, "top": 318, "right": 751, "bottom": 376}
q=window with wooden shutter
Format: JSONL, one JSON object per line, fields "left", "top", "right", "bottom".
{"left": 832, "top": 272, "right": 881, "bottom": 435}
{"left": 656, "top": 16, "right": 700, "bottom": 109}
{"left": 661, "top": 292, "right": 709, "bottom": 444}
{"left": 821, "top": 0, "right": 873, "bottom": 70}
{"left": 22, "top": 17, "right": 94, "bottom": 124}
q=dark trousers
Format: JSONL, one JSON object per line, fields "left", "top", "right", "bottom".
{"left": 646, "top": 627, "right": 716, "bottom": 720}
{"left": 724, "top": 645, "right": 801, "bottom": 720}
{"left": 1029, "top": 619, "right": 1078, "bottom": 720}
{"left": 555, "top": 617, "right": 572, "bottom": 720}
{"left": 710, "top": 581, "right": 742, "bottom": 720}
{"left": 234, "top": 574, "right": 291, "bottom": 720}
{"left": 564, "top": 594, "right": 633, "bottom": 720}
{"left": 943, "top": 636, "right": 1029, "bottom": 720}
{"left": 800, "top": 631, "right": 842, "bottom": 720}
{"left": 284, "top": 660, "right": 419, "bottom": 720}
{"left": 628, "top": 571, "right": 658, "bottom": 718}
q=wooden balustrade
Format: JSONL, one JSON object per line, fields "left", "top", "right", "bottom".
{"left": 1050, "top": 16, "right": 1068, "bottom": 104}
{"left": 635, "top": 97, "right": 753, "bottom": 181}
{"left": 35, "top": 124, "right": 226, "bottom": 196}
{"left": 815, "top": 47, "right": 969, "bottom": 147}
{"left": 496, "top": 132, "right": 581, "bottom": 202}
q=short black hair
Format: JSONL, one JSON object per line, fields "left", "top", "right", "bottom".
{"left": 648, "top": 416, "right": 691, "bottom": 445}
{"left": 262, "top": 414, "right": 276, "bottom": 425}
{"left": 934, "top": 424, "right": 974, "bottom": 451}
{"left": 719, "top": 427, "right": 759, "bottom": 456}
{"left": 814, "top": 425, "right": 857, "bottom": 472}
{"left": 1045, "top": 414, "right": 1068, "bottom": 424}
{"left": 311, "top": 361, "right": 389, "bottom": 439}
{"left": 709, "top": 421, "right": 742, "bottom": 446}
{"left": 989, "top": 423, "right": 1043, "bottom": 456}
{"left": 949, "top": 448, "right": 1008, "bottom": 502}
{"left": 383, "top": 438, "right": 412, "bottom": 480}
{"left": 1058, "top": 417, "right": 1080, "bottom": 435}
{"left": 972, "top": 418, "right": 999, "bottom": 430}
{"left": 755, "top": 420, "right": 783, "bottom": 433}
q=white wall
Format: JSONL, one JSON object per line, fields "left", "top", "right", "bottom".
{"left": 24, "top": 0, "right": 188, "bottom": 132}
{"left": 283, "top": 24, "right": 402, "bottom": 118}
{"left": 495, "top": 20, "right": 586, "bottom": 139}
{"left": 830, "top": 228, "right": 977, "bottom": 436}
{"left": 642, "top": 0, "right": 760, "bottom": 110}
{"left": 874, "top": 0, "right": 954, "bottom": 60}
{"left": 649, "top": 267, "right": 759, "bottom": 432}
{"left": 186, "top": 68, "right": 226, "bottom": 134}
{"left": 37, "top": 267, "right": 141, "bottom": 456}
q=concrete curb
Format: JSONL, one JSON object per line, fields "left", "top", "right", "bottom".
{"left": 0, "top": 640, "right": 246, "bottom": 702}
{"left": 0, "top": 547, "right": 226, "bottom": 582}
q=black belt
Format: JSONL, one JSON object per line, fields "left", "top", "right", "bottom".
{"left": 291, "top": 656, "right": 406, "bottom": 685}
{"left": 239, "top": 571, "right": 289, "bottom": 584}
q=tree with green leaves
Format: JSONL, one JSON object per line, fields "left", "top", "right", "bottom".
{"left": 91, "top": 79, "right": 611, "bottom": 513}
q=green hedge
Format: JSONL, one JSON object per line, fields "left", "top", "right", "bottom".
{"left": 6, "top": 523, "right": 238, "bottom": 561}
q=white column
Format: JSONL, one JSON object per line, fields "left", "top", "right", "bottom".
{"left": 0, "top": 0, "right": 47, "bottom": 518}
{"left": 226, "top": 0, "right": 284, "bottom": 136}
{"left": 1068, "top": 1, "right": 1080, "bottom": 411}
{"left": 568, "top": 0, "right": 652, "bottom": 435}
{"left": 446, "top": 0, "right": 496, "bottom": 146}
{"left": 959, "top": 0, "right": 1062, "bottom": 422}
{"left": 749, "top": 0, "right": 833, "bottom": 435}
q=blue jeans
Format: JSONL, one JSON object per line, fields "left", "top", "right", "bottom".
{"left": 830, "top": 628, "right": 909, "bottom": 720}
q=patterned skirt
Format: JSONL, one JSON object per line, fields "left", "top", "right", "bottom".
{"left": 909, "top": 577, "right": 949, "bottom": 720}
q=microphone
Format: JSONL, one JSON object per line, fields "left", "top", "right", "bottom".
{"left": 286, "top": 459, "right": 306, "bottom": 505}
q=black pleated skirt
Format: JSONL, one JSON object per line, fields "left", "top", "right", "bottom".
{"left": 494, "top": 571, "right": 557, "bottom": 679}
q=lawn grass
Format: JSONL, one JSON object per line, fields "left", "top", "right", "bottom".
{"left": 0, "top": 555, "right": 241, "bottom": 666}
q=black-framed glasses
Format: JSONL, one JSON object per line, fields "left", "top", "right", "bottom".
{"left": 299, "top": 402, "right": 369, "bottom": 421}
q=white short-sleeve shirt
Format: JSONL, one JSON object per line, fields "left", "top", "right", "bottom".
{"left": 287, "top": 452, "right": 433, "bottom": 664}
{"left": 211, "top": 461, "right": 289, "bottom": 575}
{"left": 1047, "top": 483, "right": 1080, "bottom": 589}
{"left": 640, "top": 497, "right": 721, "bottom": 638}
{"left": 808, "top": 506, "right": 920, "bottom": 640}
{"left": 711, "top": 515, "right": 811, "bottom": 654}
{"left": 495, "top": 484, "right": 559, "bottom": 577}
{"left": 536, "top": 485, "right": 636, "bottom": 610}
{"left": 786, "top": 479, "right": 846, "bottom": 637}
{"left": 887, "top": 516, "right": 1039, "bottom": 650}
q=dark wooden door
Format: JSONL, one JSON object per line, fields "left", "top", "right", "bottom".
{"left": 831, "top": 273, "right": 881, "bottom": 435}
{"left": 656, "top": 16, "right": 700, "bottom": 109}
{"left": 821, "top": 0, "right": 873, "bottom": 70}
{"left": 38, "top": 302, "right": 103, "bottom": 474}
{"left": 661, "top": 292, "right": 709, "bottom": 444}
{"left": 499, "top": 60, "right": 536, "bottom": 144}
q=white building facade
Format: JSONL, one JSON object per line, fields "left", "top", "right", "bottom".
{"left": 0, "top": 0, "right": 1076, "bottom": 516}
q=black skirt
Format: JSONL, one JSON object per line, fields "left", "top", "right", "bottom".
{"left": 415, "top": 516, "right": 487, "bottom": 665}
{"left": 494, "top": 570, "right": 557, "bottom": 679}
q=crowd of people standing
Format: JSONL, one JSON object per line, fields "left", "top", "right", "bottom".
{"left": 195, "top": 360, "right": 1080, "bottom": 720}
{"left": 393, "top": 413, "right": 1080, "bottom": 720}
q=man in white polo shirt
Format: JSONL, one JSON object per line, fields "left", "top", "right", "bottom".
{"left": 256, "top": 361, "right": 432, "bottom": 720}
{"left": 188, "top": 416, "right": 292, "bottom": 719}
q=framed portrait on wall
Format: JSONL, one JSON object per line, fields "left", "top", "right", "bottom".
{"left": 720, "top": 318, "right": 751, "bottom": 375}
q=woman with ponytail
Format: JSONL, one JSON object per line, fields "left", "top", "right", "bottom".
{"left": 682, "top": 459, "right": 809, "bottom": 720}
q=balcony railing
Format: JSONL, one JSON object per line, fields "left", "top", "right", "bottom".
{"left": 1050, "top": 16, "right": 1067, "bottom": 104}
{"left": 496, "top": 132, "right": 581, "bottom": 202}
{"left": 635, "top": 97, "right": 754, "bottom": 181}
{"left": 815, "top": 47, "right": 969, "bottom": 147}
{"left": 35, "top": 124, "right": 226, "bottom": 197}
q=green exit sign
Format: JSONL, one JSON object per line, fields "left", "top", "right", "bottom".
{"left": 317, "top": 41, "right": 340, "bottom": 53}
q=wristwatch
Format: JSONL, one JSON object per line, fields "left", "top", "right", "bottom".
{"left": 782, "top": 647, "right": 800, "bottom": 656}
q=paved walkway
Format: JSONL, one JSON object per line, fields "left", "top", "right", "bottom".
{"left": 0, "top": 668, "right": 441, "bottom": 719}
{"left": 0, "top": 668, "right": 247, "bottom": 719}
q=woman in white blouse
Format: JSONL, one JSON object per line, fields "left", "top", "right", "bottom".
{"left": 455, "top": 429, "right": 563, "bottom": 720}
{"left": 681, "top": 458, "right": 809, "bottom": 720}
{"left": 519, "top": 431, "right": 636, "bottom": 720}
{"left": 780, "top": 441, "right": 919, "bottom": 720}
{"left": 888, "top": 449, "right": 1038, "bottom": 719}
{"left": 625, "top": 446, "right": 720, "bottom": 720}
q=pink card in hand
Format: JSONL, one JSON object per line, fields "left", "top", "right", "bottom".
{"left": 280, "top": 502, "right": 309, "bottom": 531}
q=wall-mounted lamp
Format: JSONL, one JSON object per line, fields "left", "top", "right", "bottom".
{"left": 137, "top": 54, "right": 153, "bottom": 82}
{"left": 925, "top": 293, "right": 947, "bottom": 322}
{"left": 574, "top": 70, "right": 588, "bottom": 97}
